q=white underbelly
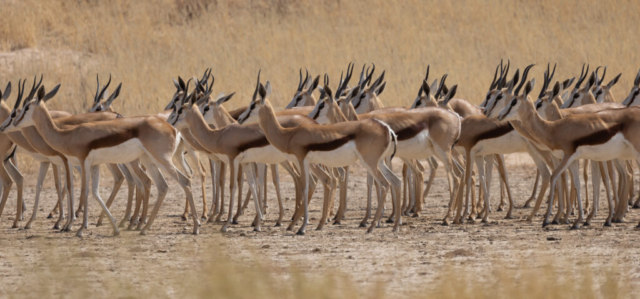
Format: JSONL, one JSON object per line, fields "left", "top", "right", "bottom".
{"left": 237, "top": 145, "right": 287, "bottom": 165}
{"left": 307, "top": 141, "right": 359, "bottom": 167}
{"left": 86, "top": 139, "right": 145, "bottom": 165}
{"left": 576, "top": 133, "right": 637, "bottom": 161}
{"left": 473, "top": 131, "right": 527, "bottom": 156}
{"left": 395, "top": 130, "right": 435, "bottom": 159}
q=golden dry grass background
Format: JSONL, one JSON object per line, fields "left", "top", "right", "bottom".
{"left": 2, "top": 0, "right": 639, "bottom": 116}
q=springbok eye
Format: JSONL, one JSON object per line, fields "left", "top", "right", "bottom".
{"left": 251, "top": 102, "right": 256, "bottom": 109}
{"left": 178, "top": 108, "right": 183, "bottom": 114}
{"left": 497, "top": 94, "right": 502, "bottom": 100}
{"left": 360, "top": 94, "right": 366, "bottom": 99}
{"left": 296, "top": 96, "right": 303, "bottom": 102}
{"left": 486, "top": 94, "right": 491, "bottom": 100}
{"left": 536, "top": 102, "right": 542, "bottom": 109}
{"left": 24, "top": 106, "right": 29, "bottom": 111}
{"left": 204, "top": 106, "right": 210, "bottom": 112}
{"left": 573, "top": 93, "right": 580, "bottom": 98}
{"left": 510, "top": 100, "right": 517, "bottom": 107}
{"left": 634, "top": 89, "right": 639, "bottom": 96}
{"left": 318, "top": 102, "right": 325, "bottom": 110}
{"left": 96, "top": 106, "right": 102, "bottom": 111}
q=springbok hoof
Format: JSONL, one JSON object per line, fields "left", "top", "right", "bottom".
{"left": 274, "top": 223, "right": 282, "bottom": 227}
{"left": 604, "top": 222, "right": 612, "bottom": 227}
{"left": 570, "top": 224, "right": 581, "bottom": 230}
{"left": 232, "top": 220, "right": 239, "bottom": 225}
{"left": 193, "top": 228, "right": 199, "bottom": 235}
{"left": 497, "top": 207, "right": 504, "bottom": 212}
{"left": 542, "top": 222, "right": 549, "bottom": 228}
{"left": 76, "top": 230, "right": 84, "bottom": 238}
{"left": 551, "top": 220, "right": 559, "bottom": 225}
{"left": 359, "top": 222, "right": 368, "bottom": 228}
{"left": 332, "top": 221, "right": 341, "bottom": 225}
{"left": 296, "top": 230, "right": 305, "bottom": 236}
{"left": 113, "top": 230, "right": 121, "bottom": 237}
{"left": 221, "top": 226, "right": 229, "bottom": 233}
{"left": 24, "top": 221, "right": 33, "bottom": 229}
{"left": 47, "top": 213, "right": 54, "bottom": 219}
{"left": 385, "top": 218, "right": 394, "bottom": 224}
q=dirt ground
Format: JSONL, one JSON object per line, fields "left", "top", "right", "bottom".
{"left": 0, "top": 154, "right": 639, "bottom": 296}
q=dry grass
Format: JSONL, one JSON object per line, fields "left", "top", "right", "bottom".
{"left": 4, "top": 237, "right": 635, "bottom": 299}
{"left": 2, "top": 0, "right": 639, "bottom": 116}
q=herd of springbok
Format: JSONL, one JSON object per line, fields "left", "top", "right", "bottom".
{"left": 1, "top": 61, "right": 640, "bottom": 237}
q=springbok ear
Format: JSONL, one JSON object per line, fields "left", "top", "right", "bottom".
{"left": 40, "top": 84, "right": 61, "bottom": 103}
{"left": 443, "top": 85, "right": 457, "bottom": 103}
{"left": 173, "top": 78, "right": 180, "bottom": 90}
{"left": 37, "top": 85, "right": 45, "bottom": 102}
{"left": 607, "top": 73, "right": 622, "bottom": 89}
{"left": 195, "top": 95, "right": 208, "bottom": 107}
{"left": 306, "top": 76, "right": 320, "bottom": 95}
{"left": 523, "top": 81, "right": 532, "bottom": 96}
{"left": 258, "top": 83, "right": 267, "bottom": 102}
{"left": 529, "top": 78, "right": 536, "bottom": 90}
{"left": 178, "top": 77, "right": 186, "bottom": 91}
{"left": 349, "top": 85, "right": 359, "bottom": 100}
{"left": 586, "top": 72, "right": 596, "bottom": 89}
{"left": 562, "top": 77, "right": 574, "bottom": 90}
{"left": 265, "top": 81, "right": 272, "bottom": 99}
{"left": 105, "top": 83, "right": 122, "bottom": 106}
{"left": 441, "top": 83, "right": 449, "bottom": 97}
{"left": 375, "top": 81, "right": 386, "bottom": 96}
{"left": 2, "top": 82, "right": 11, "bottom": 101}
{"left": 324, "top": 85, "right": 333, "bottom": 100}
{"left": 552, "top": 82, "right": 561, "bottom": 98}
{"left": 421, "top": 80, "right": 430, "bottom": 97}
{"left": 217, "top": 92, "right": 236, "bottom": 105}
{"left": 429, "top": 79, "right": 438, "bottom": 95}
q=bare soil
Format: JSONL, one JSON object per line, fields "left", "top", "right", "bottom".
{"left": 1, "top": 154, "right": 639, "bottom": 296}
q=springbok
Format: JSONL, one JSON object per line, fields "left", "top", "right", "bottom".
{"left": 168, "top": 77, "right": 333, "bottom": 232}
{"left": 498, "top": 79, "right": 640, "bottom": 228}
{"left": 309, "top": 74, "right": 462, "bottom": 227}
{"left": 1, "top": 84, "right": 198, "bottom": 236}
{"left": 255, "top": 76, "right": 401, "bottom": 235}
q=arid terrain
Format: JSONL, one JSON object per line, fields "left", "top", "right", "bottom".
{"left": 0, "top": 155, "right": 638, "bottom": 297}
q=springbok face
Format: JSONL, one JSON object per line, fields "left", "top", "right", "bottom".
{"left": 285, "top": 69, "right": 319, "bottom": 109}
{"left": 592, "top": 72, "right": 621, "bottom": 103}
{"left": 351, "top": 71, "right": 385, "bottom": 114}
{"left": 561, "top": 64, "right": 594, "bottom": 108}
{"left": 1, "top": 76, "right": 40, "bottom": 132}
{"left": 0, "top": 81, "right": 12, "bottom": 121}
{"left": 622, "top": 69, "right": 640, "bottom": 107}
{"left": 497, "top": 80, "right": 535, "bottom": 121}
{"left": 5, "top": 84, "right": 60, "bottom": 132}
{"left": 200, "top": 92, "right": 236, "bottom": 126}
{"left": 484, "top": 64, "right": 534, "bottom": 118}
{"left": 89, "top": 74, "right": 116, "bottom": 112}
{"left": 168, "top": 79, "right": 197, "bottom": 129}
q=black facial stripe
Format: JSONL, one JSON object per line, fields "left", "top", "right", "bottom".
{"left": 485, "top": 94, "right": 500, "bottom": 115}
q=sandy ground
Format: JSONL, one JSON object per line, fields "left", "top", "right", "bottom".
{"left": 0, "top": 154, "right": 639, "bottom": 296}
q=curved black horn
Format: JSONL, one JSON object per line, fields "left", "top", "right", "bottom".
{"left": 364, "top": 63, "right": 376, "bottom": 86}
{"left": 26, "top": 74, "right": 43, "bottom": 101}
{"left": 14, "top": 79, "right": 23, "bottom": 110}
{"left": 425, "top": 65, "right": 430, "bottom": 82}
{"left": 435, "top": 74, "right": 448, "bottom": 99}
{"left": 94, "top": 74, "right": 101, "bottom": 103}
{"left": 599, "top": 66, "right": 607, "bottom": 85}
{"left": 515, "top": 64, "right": 535, "bottom": 95}
{"left": 252, "top": 70, "right": 261, "bottom": 101}
{"left": 489, "top": 62, "right": 500, "bottom": 90}
{"left": 95, "top": 74, "right": 112, "bottom": 103}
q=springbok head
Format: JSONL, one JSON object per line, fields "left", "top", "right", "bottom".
{"left": 88, "top": 74, "right": 123, "bottom": 113}
{"left": 622, "top": 69, "right": 640, "bottom": 107}
{"left": 2, "top": 80, "right": 61, "bottom": 132}
{"left": 561, "top": 64, "right": 596, "bottom": 108}
{"left": 284, "top": 69, "right": 320, "bottom": 109}
{"left": 350, "top": 63, "right": 386, "bottom": 114}
{"left": 410, "top": 66, "right": 440, "bottom": 109}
